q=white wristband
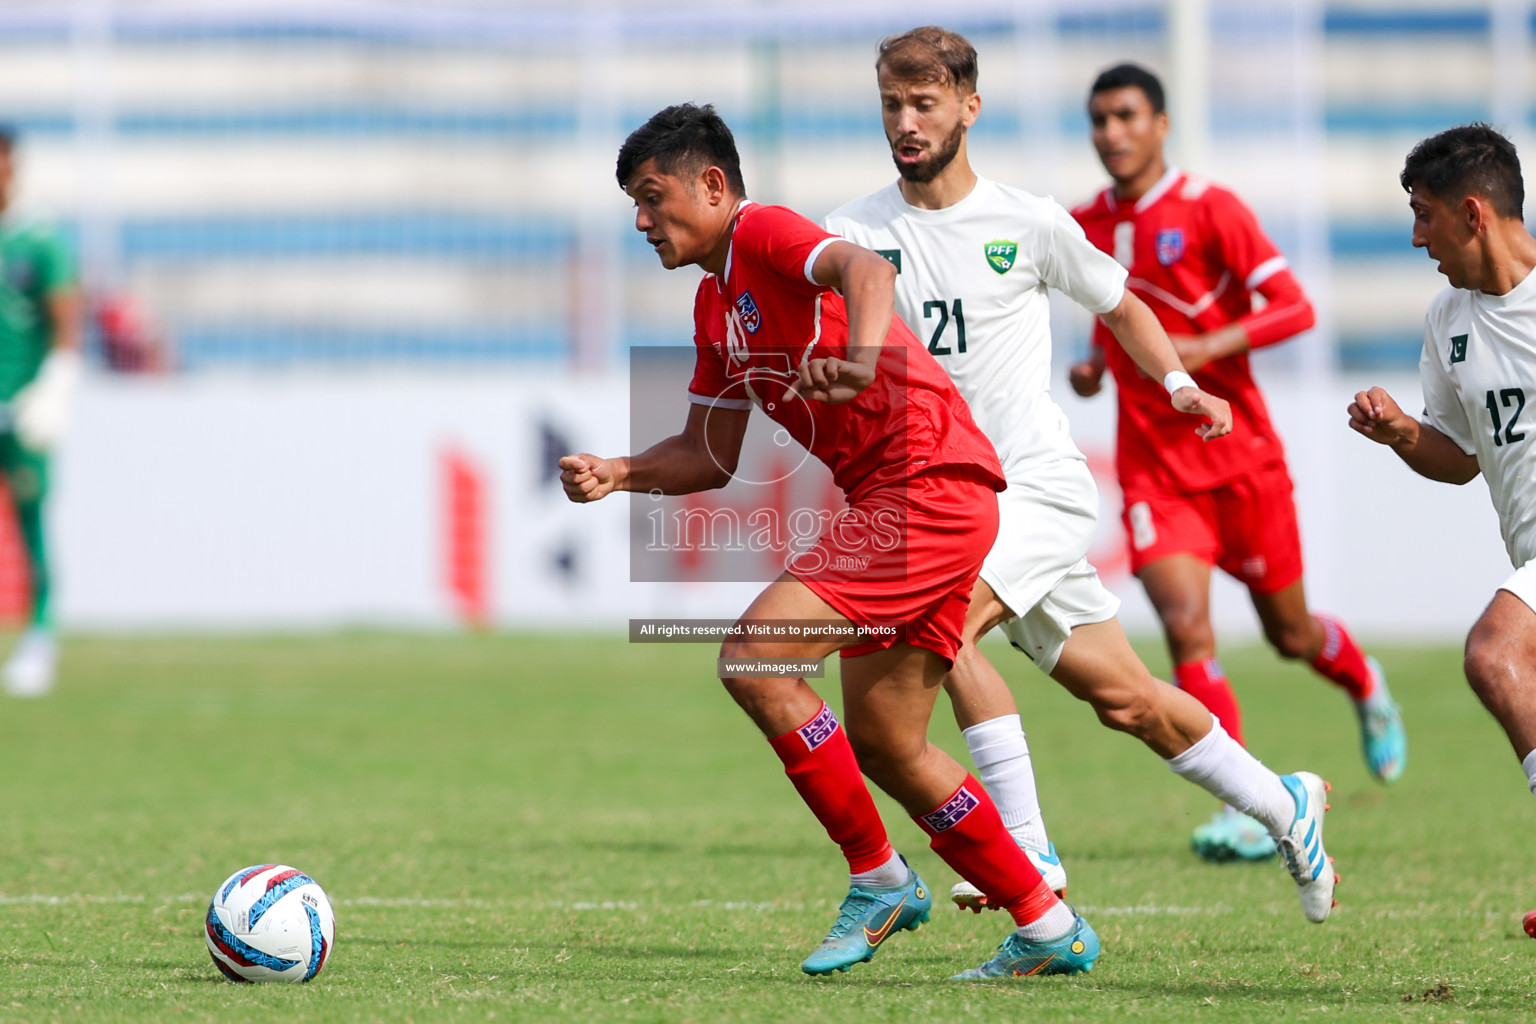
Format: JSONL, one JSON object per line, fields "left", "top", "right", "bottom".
{"left": 1163, "top": 370, "right": 1197, "bottom": 395}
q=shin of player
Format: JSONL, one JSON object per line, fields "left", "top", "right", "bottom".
{"left": 562, "top": 103, "right": 1089, "bottom": 978}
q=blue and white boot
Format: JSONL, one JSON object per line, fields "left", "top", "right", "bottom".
{"left": 1276, "top": 772, "right": 1336, "bottom": 923}
{"left": 951, "top": 841, "right": 1068, "bottom": 910}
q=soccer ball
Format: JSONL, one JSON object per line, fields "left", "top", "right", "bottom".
{"left": 205, "top": 864, "right": 336, "bottom": 983}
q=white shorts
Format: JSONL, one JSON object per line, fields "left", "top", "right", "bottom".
{"left": 980, "top": 456, "right": 1121, "bottom": 674}
{"left": 1499, "top": 560, "right": 1536, "bottom": 613}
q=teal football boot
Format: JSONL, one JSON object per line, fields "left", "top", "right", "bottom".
{"left": 1356, "top": 657, "right": 1406, "bottom": 783}
{"left": 950, "top": 911, "right": 1100, "bottom": 979}
{"left": 800, "top": 864, "right": 931, "bottom": 975}
{"left": 1191, "top": 807, "right": 1278, "bottom": 862}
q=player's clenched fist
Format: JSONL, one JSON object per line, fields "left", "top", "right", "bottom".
{"left": 1171, "top": 386, "right": 1233, "bottom": 441}
{"left": 1347, "top": 387, "right": 1414, "bottom": 446}
{"left": 784, "top": 356, "right": 876, "bottom": 404}
{"left": 559, "top": 453, "right": 617, "bottom": 502}
{"left": 1068, "top": 358, "right": 1104, "bottom": 397}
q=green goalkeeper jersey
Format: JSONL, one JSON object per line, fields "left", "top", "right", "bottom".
{"left": 0, "top": 210, "right": 74, "bottom": 401}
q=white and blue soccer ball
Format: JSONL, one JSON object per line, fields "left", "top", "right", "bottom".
{"left": 205, "top": 864, "right": 336, "bottom": 983}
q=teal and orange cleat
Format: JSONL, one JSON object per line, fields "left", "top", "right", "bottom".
{"left": 950, "top": 912, "right": 1100, "bottom": 979}
{"left": 800, "top": 866, "right": 931, "bottom": 975}
{"left": 1356, "top": 657, "right": 1407, "bottom": 784}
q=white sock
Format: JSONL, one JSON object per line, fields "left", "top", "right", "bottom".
{"left": 1165, "top": 716, "right": 1295, "bottom": 835}
{"left": 850, "top": 849, "right": 908, "bottom": 890}
{"left": 1014, "top": 899, "right": 1076, "bottom": 942}
{"left": 1522, "top": 749, "right": 1536, "bottom": 797}
{"left": 963, "top": 714, "right": 1050, "bottom": 851}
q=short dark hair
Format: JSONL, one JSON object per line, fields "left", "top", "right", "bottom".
{"left": 0, "top": 125, "right": 16, "bottom": 152}
{"left": 876, "top": 26, "right": 978, "bottom": 93}
{"left": 1089, "top": 63, "right": 1165, "bottom": 115}
{"left": 1401, "top": 123, "right": 1524, "bottom": 220}
{"left": 615, "top": 103, "right": 745, "bottom": 196}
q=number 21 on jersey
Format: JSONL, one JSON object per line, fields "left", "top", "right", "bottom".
{"left": 924, "top": 298, "right": 966, "bottom": 356}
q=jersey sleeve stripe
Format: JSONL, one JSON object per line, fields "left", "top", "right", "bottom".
{"left": 688, "top": 391, "right": 753, "bottom": 410}
{"left": 1245, "top": 255, "right": 1289, "bottom": 291}
{"left": 1127, "top": 270, "right": 1233, "bottom": 319}
{"left": 803, "top": 236, "right": 839, "bottom": 285}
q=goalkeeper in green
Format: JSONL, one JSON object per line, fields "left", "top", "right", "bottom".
{"left": 0, "top": 125, "right": 82, "bottom": 697}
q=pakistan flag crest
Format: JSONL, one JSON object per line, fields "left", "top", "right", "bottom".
{"left": 984, "top": 239, "right": 1018, "bottom": 274}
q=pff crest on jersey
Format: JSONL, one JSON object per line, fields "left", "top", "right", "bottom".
{"left": 984, "top": 240, "right": 1018, "bottom": 275}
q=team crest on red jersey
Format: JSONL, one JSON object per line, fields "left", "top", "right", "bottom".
{"left": 1155, "top": 228, "right": 1185, "bottom": 266}
{"left": 734, "top": 291, "right": 762, "bottom": 333}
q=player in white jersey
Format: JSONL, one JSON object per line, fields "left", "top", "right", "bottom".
{"left": 1352, "top": 125, "right": 1536, "bottom": 934}
{"left": 824, "top": 26, "right": 1338, "bottom": 926}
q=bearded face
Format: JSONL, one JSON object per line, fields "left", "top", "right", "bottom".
{"left": 889, "top": 116, "right": 965, "bottom": 184}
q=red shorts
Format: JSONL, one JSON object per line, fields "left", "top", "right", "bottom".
{"left": 791, "top": 466, "right": 999, "bottom": 664}
{"left": 1120, "top": 459, "right": 1303, "bottom": 595}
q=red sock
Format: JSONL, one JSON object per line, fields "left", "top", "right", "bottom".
{"left": 767, "top": 703, "right": 893, "bottom": 874}
{"left": 913, "top": 776, "right": 1055, "bottom": 927}
{"left": 1174, "top": 657, "right": 1246, "bottom": 747}
{"left": 1311, "top": 614, "right": 1376, "bottom": 700}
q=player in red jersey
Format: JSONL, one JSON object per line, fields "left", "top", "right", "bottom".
{"left": 1070, "top": 64, "right": 1408, "bottom": 860}
{"left": 560, "top": 104, "right": 1099, "bottom": 979}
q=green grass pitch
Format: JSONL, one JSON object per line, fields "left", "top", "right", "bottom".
{"left": 1, "top": 632, "right": 1533, "bottom": 1022}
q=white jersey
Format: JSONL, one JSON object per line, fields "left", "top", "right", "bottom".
{"left": 1420, "top": 265, "right": 1536, "bottom": 566}
{"left": 824, "top": 177, "right": 1128, "bottom": 471}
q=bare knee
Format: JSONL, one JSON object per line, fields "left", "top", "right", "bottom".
{"left": 943, "top": 640, "right": 982, "bottom": 693}
{"left": 845, "top": 722, "right": 923, "bottom": 786}
{"left": 717, "top": 637, "right": 786, "bottom": 707}
{"left": 1464, "top": 631, "right": 1514, "bottom": 699}
{"left": 1264, "top": 619, "right": 1316, "bottom": 661}
{"left": 718, "top": 637, "right": 750, "bottom": 693}
{"left": 1156, "top": 600, "right": 1215, "bottom": 657}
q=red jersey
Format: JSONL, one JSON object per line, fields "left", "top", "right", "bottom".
{"left": 688, "top": 202, "right": 1003, "bottom": 501}
{"left": 1073, "top": 169, "right": 1315, "bottom": 490}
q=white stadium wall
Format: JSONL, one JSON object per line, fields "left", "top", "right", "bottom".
{"left": 52, "top": 367, "right": 1511, "bottom": 641}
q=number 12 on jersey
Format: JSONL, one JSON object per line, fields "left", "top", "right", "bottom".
{"left": 1486, "top": 387, "right": 1527, "bottom": 446}
{"left": 923, "top": 298, "right": 966, "bottom": 356}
